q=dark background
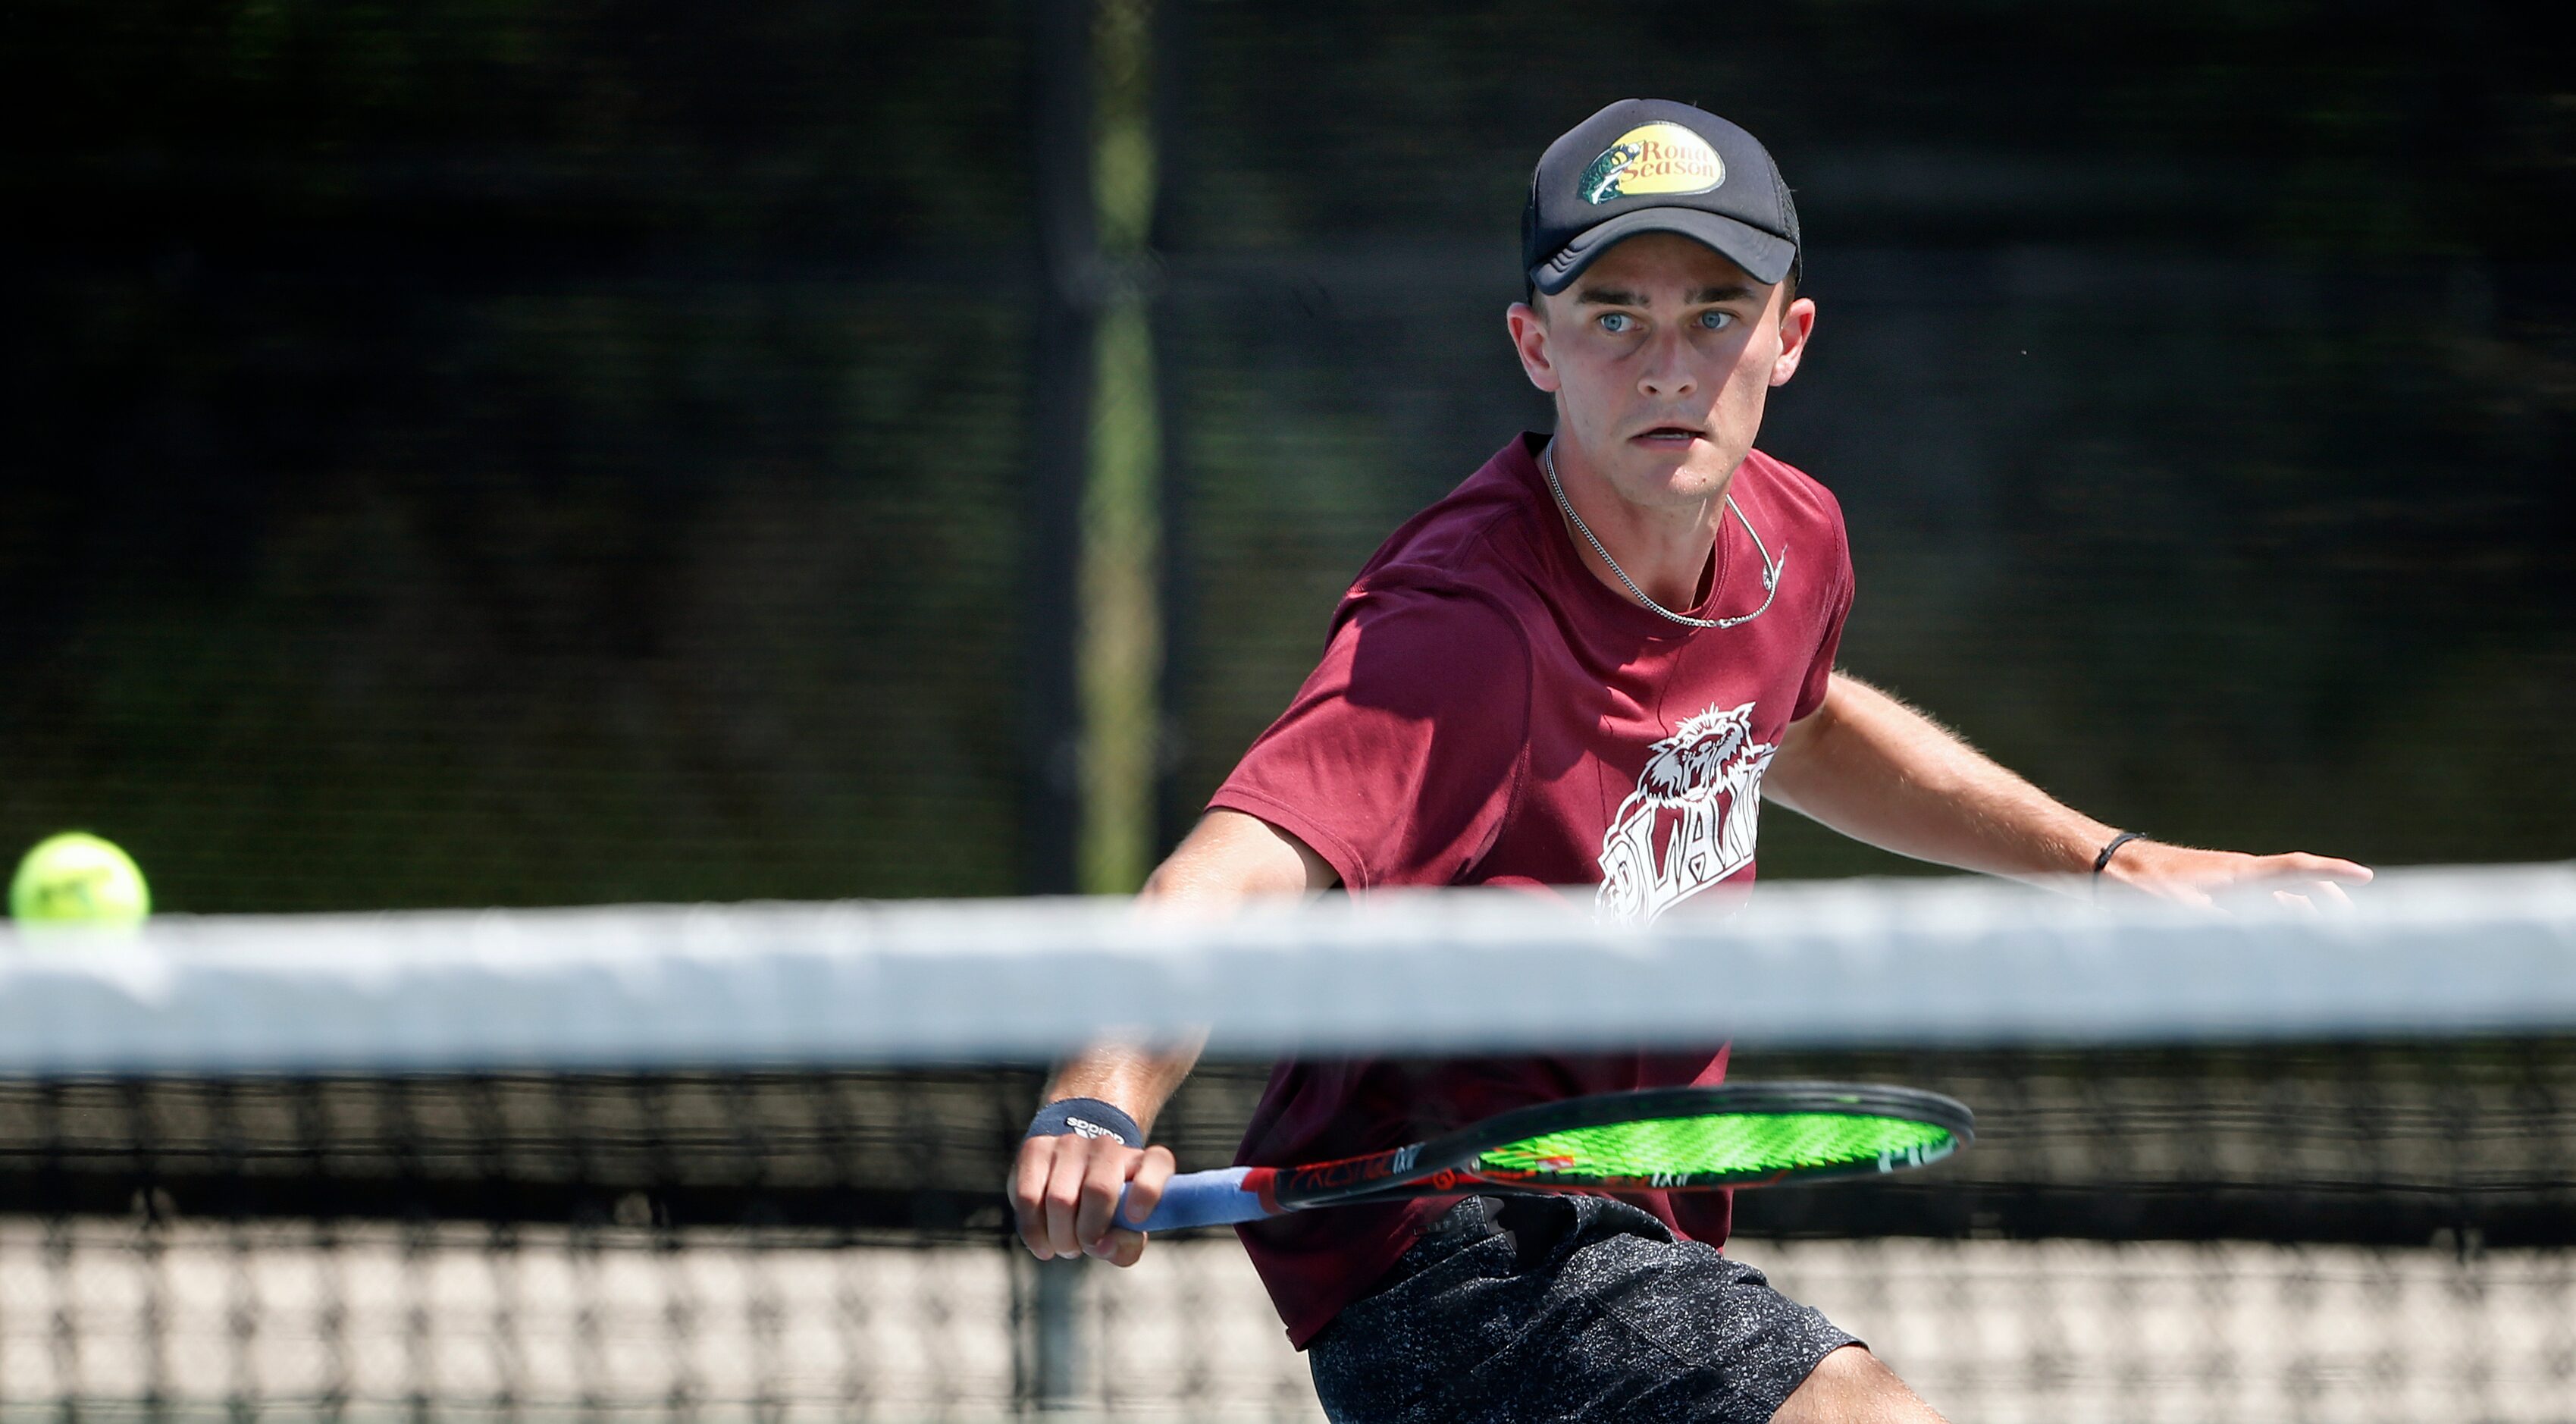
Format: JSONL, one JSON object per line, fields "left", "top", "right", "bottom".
{"left": 3, "top": 1, "right": 2568, "bottom": 911}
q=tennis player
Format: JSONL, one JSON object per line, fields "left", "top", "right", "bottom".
{"left": 1012, "top": 99, "right": 2369, "bottom": 1422}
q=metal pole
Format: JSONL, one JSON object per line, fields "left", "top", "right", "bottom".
{"left": 1020, "top": 0, "right": 1163, "bottom": 1408}
{"left": 1075, "top": 0, "right": 1165, "bottom": 897}
{"left": 1026, "top": 0, "right": 1166, "bottom": 900}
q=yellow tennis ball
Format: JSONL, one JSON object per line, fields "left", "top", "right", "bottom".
{"left": 10, "top": 832, "right": 152, "bottom": 927}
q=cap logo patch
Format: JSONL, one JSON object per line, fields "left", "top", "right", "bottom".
{"left": 1579, "top": 123, "right": 1724, "bottom": 205}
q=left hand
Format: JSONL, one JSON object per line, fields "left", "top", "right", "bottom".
{"left": 2098, "top": 839, "right": 2372, "bottom": 912}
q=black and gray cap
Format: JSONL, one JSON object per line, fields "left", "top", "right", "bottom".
{"left": 1524, "top": 99, "right": 1800, "bottom": 295}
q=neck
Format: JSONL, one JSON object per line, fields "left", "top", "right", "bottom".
{"left": 1542, "top": 436, "right": 1728, "bottom": 613}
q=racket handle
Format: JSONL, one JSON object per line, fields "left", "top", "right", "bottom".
{"left": 1118, "top": 1167, "right": 1269, "bottom": 1232}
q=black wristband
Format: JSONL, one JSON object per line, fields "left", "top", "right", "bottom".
{"left": 2092, "top": 830, "right": 2147, "bottom": 879}
{"left": 1026, "top": 1097, "right": 1144, "bottom": 1150}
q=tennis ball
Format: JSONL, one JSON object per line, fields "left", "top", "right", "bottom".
{"left": 9, "top": 832, "right": 152, "bottom": 927}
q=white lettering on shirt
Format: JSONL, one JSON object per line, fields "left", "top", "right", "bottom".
{"left": 1594, "top": 702, "right": 1775, "bottom": 925}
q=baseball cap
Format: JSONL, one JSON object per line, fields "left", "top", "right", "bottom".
{"left": 1523, "top": 99, "right": 1800, "bottom": 296}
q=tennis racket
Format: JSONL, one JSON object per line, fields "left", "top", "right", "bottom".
{"left": 1119, "top": 1082, "right": 1972, "bottom": 1233}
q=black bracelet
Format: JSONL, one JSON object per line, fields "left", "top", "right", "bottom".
{"left": 1026, "top": 1096, "right": 1144, "bottom": 1150}
{"left": 2092, "top": 830, "right": 2147, "bottom": 880}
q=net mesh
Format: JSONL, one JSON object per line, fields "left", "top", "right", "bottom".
{"left": 2, "top": 870, "right": 2572, "bottom": 1420}
{"left": 1475, "top": 1112, "right": 1957, "bottom": 1181}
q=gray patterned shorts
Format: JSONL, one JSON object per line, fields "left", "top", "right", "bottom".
{"left": 1306, "top": 1194, "right": 1858, "bottom": 1424}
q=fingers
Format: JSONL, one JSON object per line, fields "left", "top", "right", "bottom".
{"left": 1071, "top": 1139, "right": 1145, "bottom": 1253}
{"left": 2274, "top": 853, "right": 2374, "bottom": 884}
{"left": 1022, "top": 1134, "right": 1122, "bottom": 1260}
{"left": 2254, "top": 855, "right": 2368, "bottom": 916}
{"left": 2270, "top": 888, "right": 2321, "bottom": 917}
{"left": 1122, "top": 1144, "right": 1177, "bottom": 1225}
{"left": 1099, "top": 1230, "right": 1150, "bottom": 1268}
{"left": 2270, "top": 877, "right": 2355, "bottom": 916}
{"left": 1009, "top": 1134, "right": 1165, "bottom": 1266}
{"left": 1044, "top": 1138, "right": 1107, "bottom": 1259}
{"left": 1090, "top": 1144, "right": 1176, "bottom": 1267}
{"left": 1010, "top": 1135, "right": 1061, "bottom": 1259}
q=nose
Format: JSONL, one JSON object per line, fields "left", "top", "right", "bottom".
{"left": 1637, "top": 327, "right": 1696, "bottom": 399}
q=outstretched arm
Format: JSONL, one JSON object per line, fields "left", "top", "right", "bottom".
{"left": 1008, "top": 810, "right": 1337, "bottom": 1266}
{"left": 1766, "top": 673, "right": 2370, "bottom": 906}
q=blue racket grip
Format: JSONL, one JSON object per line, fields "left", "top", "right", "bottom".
{"left": 1116, "top": 1166, "right": 1271, "bottom": 1232}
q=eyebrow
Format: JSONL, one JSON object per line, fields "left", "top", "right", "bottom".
{"left": 1572, "top": 284, "right": 1761, "bottom": 307}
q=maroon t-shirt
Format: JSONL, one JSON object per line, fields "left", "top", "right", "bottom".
{"left": 1207, "top": 431, "right": 1855, "bottom": 1347}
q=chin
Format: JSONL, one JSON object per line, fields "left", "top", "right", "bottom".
{"left": 1634, "top": 452, "right": 1736, "bottom": 499}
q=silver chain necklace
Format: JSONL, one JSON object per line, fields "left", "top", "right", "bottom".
{"left": 1540, "top": 440, "right": 1784, "bottom": 630}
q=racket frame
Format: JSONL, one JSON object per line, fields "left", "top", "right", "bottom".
{"left": 1167, "top": 1081, "right": 1973, "bottom": 1227}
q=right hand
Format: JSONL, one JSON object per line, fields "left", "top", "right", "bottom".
{"left": 1011, "top": 1130, "right": 1177, "bottom": 1267}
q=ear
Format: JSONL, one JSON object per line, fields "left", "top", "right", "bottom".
{"left": 1506, "top": 300, "right": 1562, "bottom": 394}
{"left": 1768, "top": 294, "right": 1817, "bottom": 387}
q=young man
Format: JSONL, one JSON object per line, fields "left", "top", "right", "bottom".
{"left": 1011, "top": 99, "right": 2368, "bottom": 1422}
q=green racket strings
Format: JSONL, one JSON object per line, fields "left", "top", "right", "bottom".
{"left": 1476, "top": 1112, "right": 1956, "bottom": 1182}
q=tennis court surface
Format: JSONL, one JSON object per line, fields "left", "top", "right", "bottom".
{"left": 2, "top": 865, "right": 2571, "bottom": 1420}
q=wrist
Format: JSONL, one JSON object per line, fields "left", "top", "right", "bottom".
{"left": 1026, "top": 1096, "right": 1144, "bottom": 1149}
{"left": 2092, "top": 831, "right": 2149, "bottom": 889}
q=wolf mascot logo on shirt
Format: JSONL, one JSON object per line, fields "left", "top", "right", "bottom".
{"left": 1595, "top": 702, "right": 1775, "bottom": 924}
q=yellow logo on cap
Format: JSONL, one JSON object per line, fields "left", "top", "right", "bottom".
{"left": 1580, "top": 123, "right": 1724, "bottom": 204}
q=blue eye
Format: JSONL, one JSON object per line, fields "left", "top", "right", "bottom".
{"left": 1599, "top": 312, "right": 1635, "bottom": 334}
{"left": 1698, "top": 310, "right": 1735, "bottom": 330}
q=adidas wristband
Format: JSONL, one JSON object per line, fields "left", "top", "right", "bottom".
{"left": 1026, "top": 1097, "right": 1144, "bottom": 1150}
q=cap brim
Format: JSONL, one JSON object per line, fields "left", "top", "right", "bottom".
{"left": 1530, "top": 208, "right": 1797, "bottom": 294}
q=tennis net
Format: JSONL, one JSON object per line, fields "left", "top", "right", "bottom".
{"left": 1, "top": 865, "right": 2571, "bottom": 1420}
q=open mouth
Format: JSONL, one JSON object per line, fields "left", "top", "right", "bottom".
{"left": 1631, "top": 424, "right": 1705, "bottom": 445}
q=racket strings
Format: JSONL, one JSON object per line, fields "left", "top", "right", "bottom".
{"left": 1476, "top": 1112, "right": 1956, "bottom": 1181}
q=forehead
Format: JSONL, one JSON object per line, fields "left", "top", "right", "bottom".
{"left": 1569, "top": 233, "right": 1759, "bottom": 299}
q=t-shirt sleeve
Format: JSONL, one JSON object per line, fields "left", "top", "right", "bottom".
{"left": 1208, "top": 589, "right": 1532, "bottom": 889}
{"left": 1791, "top": 496, "right": 1857, "bottom": 721}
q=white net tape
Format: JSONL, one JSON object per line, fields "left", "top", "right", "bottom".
{"left": 4, "top": 864, "right": 2573, "bottom": 1073}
